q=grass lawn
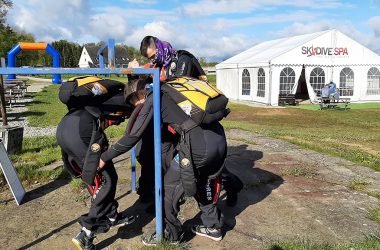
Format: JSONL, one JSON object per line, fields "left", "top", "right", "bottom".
{"left": 266, "top": 233, "right": 380, "bottom": 250}
{"left": 223, "top": 102, "right": 380, "bottom": 171}
{"left": 1, "top": 84, "right": 128, "bottom": 186}
{"left": 289, "top": 102, "right": 380, "bottom": 110}
{"left": 10, "top": 83, "right": 380, "bottom": 187}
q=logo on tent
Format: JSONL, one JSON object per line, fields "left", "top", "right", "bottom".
{"left": 302, "top": 46, "right": 348, "bottom": 57}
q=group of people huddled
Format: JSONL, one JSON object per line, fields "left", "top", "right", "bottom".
{"left": 56, "top": 36, "right": 243, "bottom": 250}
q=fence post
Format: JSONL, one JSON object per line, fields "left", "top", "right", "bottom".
{"left": 152, "top": 68, "right": 163, "bottom": 241}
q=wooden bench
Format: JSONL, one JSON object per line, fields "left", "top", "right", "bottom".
{"left": 278, "top": 94, "right": 298, "bottom": 106}
{"left": 4, "top": 79, "right": 29, "bottom": 100}
{"left": 317, "top": 97, "right": 350, "bottom": 110}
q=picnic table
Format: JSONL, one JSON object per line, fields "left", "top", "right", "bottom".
{"left": 317, "top": 97, "right": 350, "bottom": 110}
{"left": 278, "top": 94, "right": 299, "bottom": 106}
{"left": 2, "top": 79, "right": 29, "bottom": 107}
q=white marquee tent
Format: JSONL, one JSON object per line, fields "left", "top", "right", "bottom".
{"left": 216, "top": 29, "right": 380, "bottom": 105}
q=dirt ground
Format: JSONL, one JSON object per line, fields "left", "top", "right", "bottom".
{"left": 0, "top": 129, "right": 379, "bottom": 250}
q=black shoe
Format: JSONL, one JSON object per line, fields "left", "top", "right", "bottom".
{"left": 191, "top": 225, "right": 222, "bottom": 241}
{"left": 141, "top": 231, "right": 183, "bottom": 247}
{"left": 110, "top": 213, "right": 136, "bottom": 228}
{"left": 72, "top": 230, "right": 96, "bottom": 250}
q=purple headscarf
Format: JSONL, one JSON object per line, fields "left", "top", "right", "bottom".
{"left": 152, "top": 37, "right": 174, "bottom": 68}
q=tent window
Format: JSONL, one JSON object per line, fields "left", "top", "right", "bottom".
{"left": 242, "top": 69, "right": 250, "bottom": 96}
{"left": 310, "top": 67, "right": 325, "bottom": 96}
{"left": 279, "top": 67, "right": 295, "bottom": 95}
{"left": 367, "top": 67, "right": 380, "bottom": 95}
{"left": 257, "top": 68, "right": 265, "bottom": 97}
{"left": 340, "top": 67, "right": 354, "bottom": 96}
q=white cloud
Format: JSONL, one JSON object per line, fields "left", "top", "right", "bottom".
{"left": 5, "top": 0, "right": 369, "bottom": 61}
{"left": 182, "top": 0, "right": 351, "bottom": 16}
{"left": 122, "top": 20, "right": 252, "bottom": 60}
{"left": 8, "top": 0, "right": 91, "bottom": 42}
{"left": 369, "top": 16, "right": 380, "bottom": 37}
{"left": 214, "top": 11, "right": 322, "bottom": 30}
{"left": 272, "top": 20, "right": 380, "bottom": 54}
{"left": 123, "top": 0, "right": 157, "bottom": 4}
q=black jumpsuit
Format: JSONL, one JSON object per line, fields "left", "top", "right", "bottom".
{"left": 56, "top": 109, "right": 119, "bottom": 232}
{"left": 137, "top": 51, "right": 243, "bottom": 202}
{"left": 136, "top": 50, "right": 206, "bottom": 197}
{"left": 101, "top": 92, "right": 226, "bottom": 241}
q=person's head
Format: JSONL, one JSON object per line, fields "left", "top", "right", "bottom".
{"left": 125, "top": 78, "right": 147, "bottom": 106}
{"left": 140, "top": 36, "right": 157, "bottom": 61}
{"left": 140, "top": 36, "right": 174, "bottom": 67}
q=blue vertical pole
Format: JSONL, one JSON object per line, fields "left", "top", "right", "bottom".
{"left": 153, "top": 68, "right": 163, "bottom": 241}
{"left": 46, "top": 44, "right": 61, "bottom": 84}
{"left": 99, "top": 53, "right": 104, "bottom": 68}
{"left": 107, "top": 39, "right": 115, "bottom": 69}
{"left": 7, "top": 44, "right": 21, "bottom": 80}
{"left": 131, "top": 147, "right": 136, "bottom": 192}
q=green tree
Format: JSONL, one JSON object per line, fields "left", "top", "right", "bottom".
{"left": 51, "top": 40, "right": 82, "bottom": 67}
{"left": 0, "top": 0, "right": 12, "bottom": 25}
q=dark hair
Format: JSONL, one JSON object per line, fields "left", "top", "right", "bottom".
{"left": 124, "top": 78, "right": 147, "bottom": 102}
{"left": 140, "top": 36, "right": 156, "bottom": 57}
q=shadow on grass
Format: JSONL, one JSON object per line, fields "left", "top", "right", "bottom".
{"left": 21, "top": 111, "right": 47, "bottom": 117}
{"left": 22, "top": 178, "right": 70, "bottom": 204}
{"left": 183, "top": 144, "right": 284, "bottom": 241}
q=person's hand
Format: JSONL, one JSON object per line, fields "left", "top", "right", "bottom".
{"left": 98, "top": 159, "right": 106, "bottom": 170}
{"left": 128, "top": 59, "right": 140, "bottom": 68}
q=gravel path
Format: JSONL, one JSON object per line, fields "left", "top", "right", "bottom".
{"left": 2, "top": 81, "right": 57, "bottom": 137}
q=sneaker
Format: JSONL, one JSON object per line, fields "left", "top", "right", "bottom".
{"left": 110, "top": 213, "right": 136, "bottom": 228}
{"left": 191, "top": 225, "right": 222, "bottom": 241}
{"left": 141, "top": 231, "right": 183, "bottom": 247}
{"left": 72, "top": 230, "right": 96, "bottom": 250}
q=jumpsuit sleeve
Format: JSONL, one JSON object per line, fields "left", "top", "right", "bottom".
{"left": 100, "top": 97, "right": 154, "bottom": 162}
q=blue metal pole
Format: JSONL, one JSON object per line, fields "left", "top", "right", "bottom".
{"left": 7, "top": 44, "right": 21, "bottom": 80}
{"left": 107, "top": 39, "right": 115, "bottom": 69}
{"left": 97, "top": 42, "right": 107, "bottom": 68}
{"left": 152, "top": 67, "right": 163, "bottom": 241}
{"left": 0, "top": 65, "right": 163, "bottom": 240}
{"left": 131, "top": 147, "right": 136, "bottom": 193}
{"left": 99, "top": 54, "right": 104, "bottom": 68}
{"left": 45, "top": 44, "right": 61, "bottom": 84}
{"left": 0, "top": 67, "right": 155, "bottom": 75}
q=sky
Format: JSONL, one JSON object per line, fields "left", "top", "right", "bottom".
{"left": 5, "top": 0, "right": 380, "bottom": 61}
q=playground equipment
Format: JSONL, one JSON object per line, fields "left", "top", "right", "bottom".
{"left": 7, "top": 42, "right": 62, "bottom": 84}
{"left": 0, "top": 66, "right": 164, "bottom": 241}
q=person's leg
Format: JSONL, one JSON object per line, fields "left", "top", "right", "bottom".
{"left": 79, "top": 161, "right": 119, "bottom": 233}
{"left": 192, "top": 174, "right": 223, "bottom": 241}
{"left": 136, "top": 122, "right": 155, "bottom": 201}
{"left": 142, "top": 156, "right": 184, "bottom": 246}
{"left": 222, "top": 167, "right": 244, "bottom": 207}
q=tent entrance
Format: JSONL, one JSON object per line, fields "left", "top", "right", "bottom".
{"left": 295, "top": 66, "right": 309, "bottom": 100}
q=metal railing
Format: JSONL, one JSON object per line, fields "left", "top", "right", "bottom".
{"left": 0, "top": 66, "right": 164, "bottom": 241}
